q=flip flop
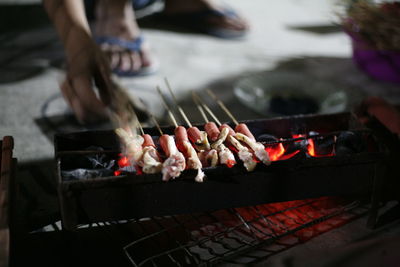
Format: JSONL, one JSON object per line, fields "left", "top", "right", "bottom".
{"left": 95, "top": 35, "right": 159, "bottom": 77}
{"left": 161, "top": 8, "right": 248, "bottom": 39}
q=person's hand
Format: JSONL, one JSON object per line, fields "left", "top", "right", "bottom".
{"left": 61, "top": 36, "right": 115, "bottom": 124}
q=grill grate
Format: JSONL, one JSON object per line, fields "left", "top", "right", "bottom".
{"left": 104, "top": 197, "right": 368, "bottom": 266}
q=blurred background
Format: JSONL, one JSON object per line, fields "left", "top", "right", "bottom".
{"left": 1, "top": 0, "right": 400, "bottom": 162}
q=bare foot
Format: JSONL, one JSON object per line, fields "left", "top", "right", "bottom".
{"left": 163, "top": 0, "right": 249, "bottom": 35}
{"left": 95, "top": 0, "right": 154, "bottom": 75}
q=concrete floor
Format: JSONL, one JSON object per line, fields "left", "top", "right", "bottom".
{"left": 1, "top": 1, "right": 400, "bottom": 266}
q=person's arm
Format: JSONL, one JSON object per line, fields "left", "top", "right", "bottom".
{"left": 43, "top": 0, "right": 113, "bottom": 124}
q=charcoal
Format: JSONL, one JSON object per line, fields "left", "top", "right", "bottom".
{"left": 257, "top": 134, "right": 278, "bottom": 143}
{"left": 286, "top": 137, "right": 308, "bottom": 154}
{"left": 335, "top": 131, "right": 365, "bottom": 156}
{"left": 309, "top": 131, "right": 335, "bottom": 156}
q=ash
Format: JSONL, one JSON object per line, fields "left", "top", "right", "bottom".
{"left": 61, "top": 146, "right": 117, "bottom": 181}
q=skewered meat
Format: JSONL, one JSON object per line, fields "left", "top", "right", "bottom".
{"left": 174, "top": 125, "right": 188, "bottom": 148}
{"left": 182, "top": 141, "right": 205, "bottom": 182}
{"left": 220, "top": 123, "right": 236, "bottom": 136}
{"left": 141, "top": 147, "right": 163, "bottom": 174}
{"left": 206, "top": 126, "right": 236, "bottom": 167}
{"left": 187, "top": 126, "right": 211, "bottom": 151}
{"left": 175, "top": 126, "right": 205, "bottom": 182}
{"left": 142, "top": 134, "right": 156, "bottom": 148}
{"left": 235, "top": 123, "right": 256, "bottom": 141}
{"left": 211, "top": 127, "right": 230, "bottom": 149}
{"left": 198, "top": 149, "right": 219, "bottom": 167}
{"left": 203, "top": 123, "right": 236, "bottom": 167}
{"left": 159, "top": 134, "right": 186, "bottom": 181}
{"left": 115, "top": 128, "right": 144, "bottom": 164}
{"left": 235, "top": 133, "right": 271, "bottom": 165}
{"left": 228, "top": 135, "right": 257, "bottom": 171}
{"left": 215, "top": 143, "right": 236, "bottom": 168}
{"left": 221, "top": 124, "right": 255, "bottom": 171}
{"left": 204, "top": 122, "right": 220, "bottom": 142}
{"left": 140, "top": 134, "right": 163, "bottom": 174}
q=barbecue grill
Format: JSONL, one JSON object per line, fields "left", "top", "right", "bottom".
{"left": 3, "top": 101, "right": 399, "bottom": 266}
{"left": 55, "top": 111, "right": 389, "bottom": 231}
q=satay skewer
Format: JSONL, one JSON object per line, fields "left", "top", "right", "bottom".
{"left": 192, "top": 91, "right": 235, "bottom": 168}
{"left": 135, "top": 118, "right": 163, "bottom": 174}
{"left": 206, "top": 89, "right": 271, "bottom": 166}
{"left": 193, "top": 91, "right": 258, "bottom": 171}
{"left": 163, "top": 79, "right": 210, "bottom": 151}
{"left": 206, "top": 89, "right": 239, "bottom": 126}
{"left": 157, "top": 86, "right": 205, "bottom": 182}
{"left": 141, "top": 98, "right": 186, "bottom": 181}
{"left": 206, "top": 89, "right": 256, "bottom": 139}
{"left": 192, "top": 92, "right": 222, "bottom": 127}
{"left": 192, "top": 91, "right": 209, "bottom": 124}
{"left": 182, "top": 91, "right": 219, "bottom": 167}
{"left": 113, "top": 98, "right": 144, "bottom": 168}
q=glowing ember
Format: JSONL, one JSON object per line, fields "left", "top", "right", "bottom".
{"left": 265, "top": 143, "right": 285, "bottom": 161}
{"left": 118, "top": 155, "right": 130, "bottom": 168}
{"left": 292, "top": 134, "right": 305, "bottom": 139}
{"left": 226, "top": 160, "right": 236, "bottom": 168}
{"left": 279, "top": 150, "right": 301, "bottom": 160}
{"left": 264, "top": 133, "right": 336, "bottom": 161}
{"left": 114, "top": 154, "right": 132, "bottom": 176}
{"left": 307, "top": 138, "right": 317, "bottom": 157}
{"left": 135, "top": 166, "right": 143, "bottom": 175}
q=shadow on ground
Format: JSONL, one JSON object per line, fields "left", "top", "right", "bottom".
{"left": 0, "top": 4, "right": 63, "bottom": 83}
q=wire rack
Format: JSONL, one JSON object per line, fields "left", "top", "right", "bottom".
{"left": 38, "top": 197, "right": 368, "bottom": 266}
{"left": 77, "top": 197, "right": 366, "bottom": 267}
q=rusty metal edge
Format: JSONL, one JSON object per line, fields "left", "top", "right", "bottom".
{"left": 0, "top": 136, "right": 14, "bottom": 267}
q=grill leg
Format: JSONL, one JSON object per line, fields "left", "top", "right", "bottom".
{"left": 366, "top": 162, "right": 386, "bottom": 229}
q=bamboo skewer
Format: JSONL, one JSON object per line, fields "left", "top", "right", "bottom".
{"left": 156, "top": 86, "right": 179, "bottom": 128}
{"left": 164, "top": 84, "right": 211, "bottom": 151}
{"left": 204, "top": 90, "right": 263, "bottom": 169}
{"left": 206, "top": 89, "right": 239, "bottom": 126}
{"left": 139, "top": 98, "right": 163, "bottom": 135}
{"left": 192, "top": 91, "right": 222, "bottom": 126}
{"left": 192, "top": 92, "right": 236, "bottom": 168}
{"left": 192, "top": 91, "right": 209, "bottom": 124}
{"left": 137, "top": 118, "right": 145, "bottom": 136}
{"left": 164, "top": 78, "right": 193, "bottom": 128}
{"left": 205, "top": 90, "right": 271, "bottom": 166}
{"left": 150, "top": 114, "right": 163, "bottom": 136}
